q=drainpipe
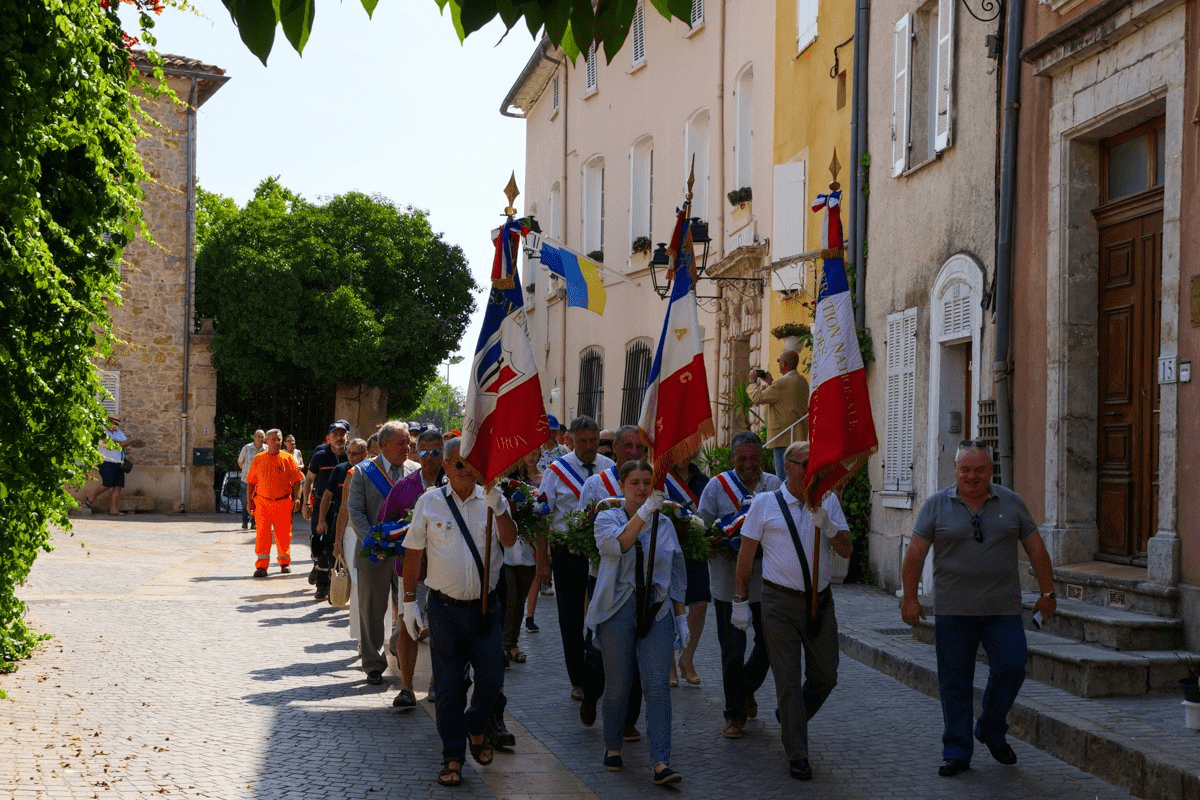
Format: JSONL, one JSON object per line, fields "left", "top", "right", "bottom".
{"left": 180, "top": 75, "right": 198, "bottom": 512}
{"left": 849, "top": 0, "right": 870, "bottom": 329}
{"left": 993, "top": 0, "right": 1025, "bottom": 488}
{"left": 560, "top": 64, "right": 569, "bottom": 415}
{"left": 715, "top": 0, "right": 726, "bottom": 252}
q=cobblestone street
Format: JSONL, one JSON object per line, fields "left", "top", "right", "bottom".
{"left": 2, "top": 515, "right": 1135, "bottom": 799}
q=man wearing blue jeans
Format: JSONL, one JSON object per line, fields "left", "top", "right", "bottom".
{"left": 901, "top": 441, "right": 1058, "bottom": 777}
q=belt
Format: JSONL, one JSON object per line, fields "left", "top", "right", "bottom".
{"left": 260, "top": 494, "right": 293, "bottom": 502}
{"left": 430, "top": 588, "right": 497, "bottom": 608}
{"left": 763, "top": 579, "right": 830, "bottom": 599}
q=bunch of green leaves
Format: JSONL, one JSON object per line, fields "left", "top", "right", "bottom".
{"left": 220, "top": 0, "right": 695, "bottom": 67}
{"left": 0, "top": 0, "right": 153, "bottom": 671}
{"left": 195, "top": 180, "right": 476, "bottom": 414}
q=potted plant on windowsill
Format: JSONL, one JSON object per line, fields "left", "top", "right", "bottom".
{"left": 771, "top": 322, "right": 812, "bottom": 353}
{"left": 727, "top": 186, "right": 752, "bottom": 221}
{"left": 587, "top": 249, "right": 604, "bottom": 264}
{"left": 630, "top": 236, "right": 652, "bottom": 268}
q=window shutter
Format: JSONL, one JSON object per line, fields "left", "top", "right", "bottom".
{"left": 552, "top": 73, "right": 560, "bottom": 111}
{"left": 884, "top": 308, "right": 916, "bottom": 492}
{"left": 772, "top": 161, "right": 807, "bottom": 288}
{"left": 891, "top": 13, "right": 912, "bottom": 177}
{"left": 98, "top": 369, "right": 120, "bottom": 417}
{"left": 796, "top": 0, "right": 818, "bottom": 53}
{"left": 691, "top": 0, "right": 704, "bottom": 26}
{"left": 630, "top": 142, "right": 652, "bottom": 241}
{"left": 940, "top": 282, "right": 972, "bottom": 340}
{"left": 685, "top": 112, "right": 710, "bottom": 220}
{"left": 934, "top": 0, "right": 955, "bottom": 152}
{"left": 586, "top": 44, "right": 597, "bottom": 92}
{"left": 632, "top": 2, "right": 646, "bottom": 65}
{"left": 735, "top": 70, "right": 753, "bottom": 188}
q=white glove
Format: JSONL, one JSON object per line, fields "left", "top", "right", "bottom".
{"left": 731, "top": 599, "right": 751, "bottom": 631}
{"left": 674, "top": 614, "right": 690, "bottom": 652}
{"left": 402, "top": 600, "right": 425, "bottom": 641}
{"left": 486, "top": 486, "right": 507, "bottom": 515}
{"left": 637, "top": 490, "right": 665, "bottom": 522}
{"left": 812, "top": 506, "right": 832, "bottom": 536}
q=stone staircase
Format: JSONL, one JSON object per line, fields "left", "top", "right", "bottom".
{"left": 916, "top": 560, "right": 1200, "bottom": 698}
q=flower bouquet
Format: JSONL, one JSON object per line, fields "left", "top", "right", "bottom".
{"left": 708, "top": 507, "right": 749, "bottom": 561}
{"left": 361, "top": 514, "right": 411, "bottom": 563}
{"left": 659, "top": 501, "right": 712, "bottom": 562}
{"left": 551, "top": 497, "right": 623, "bottom": 565}
{"left": 498, "top": 477, "right": 551, "bottom": 547}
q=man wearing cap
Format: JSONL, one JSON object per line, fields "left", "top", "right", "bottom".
{"left": 302, "top": 421, "right": 349, "bottom": 600}
{"left": 246, "top": 429, "right": 305, "bottom": 577}
{"left": 87, "top": 416, "right": 130, "bottom": 516}
{"left": 536, "top": 415, "right": 569, "bottom": 472}
{"left": 237, "top": 429, "right": 265, "bottom": 529}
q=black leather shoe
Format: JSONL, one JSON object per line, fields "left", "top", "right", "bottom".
{"left": 580, "top": 698, "right": 597, "bottom": 727}
{"left": 366, "top": 670, "right": 383, "bottom": 685}
{"left": 938, "top": 758, "right": 970, "bottom": 777}
{"left": 789, "top": 759, "right": 812, "bottom": 780}
{"left": 489, "top": 720, "right": 516, "bottom": 748}
{"left": 977, "top": 737, "right": 1017, "bottom": 765}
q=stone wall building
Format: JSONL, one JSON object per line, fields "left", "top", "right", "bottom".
{"left": 85, "top": 54, "right": 228, "bottom": 513}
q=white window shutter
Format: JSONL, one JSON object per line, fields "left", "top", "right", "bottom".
{"left": 552, "top": 74, "right": 560, "bottom": 111}
{"left": 772, "top": 161, "right": 807, "bottom": 269}
{"left": 691, "top": 0, "right": 704, "bottom": 26}
{"left": 934, "top": 0, "right": 955, "bottom": 152}
{"left": 586, "top": 43, "right": 598, "bottom": 92}
{"left": 940, "top": 282, "right": 971, "bottom": 340}
{"left": 892, "top": 13, "right": 912, "bottom": 177}
{"left": 632, "top": 3, "right": 646, "bottom": 64}
{"left": 630, "top": 142, "right": 652, "bottom": 241}
{"left": 884, "top": 308, "right": 916, "bottom": 492}
{"left": 796, "top": 0, "right": 818, "bottom": 53}
{"left": 98, "top": 369, "right": 120, "bottom": 417}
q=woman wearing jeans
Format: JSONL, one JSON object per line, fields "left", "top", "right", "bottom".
{"left": 586, "top": 460, "right": 688, "bottom": 785}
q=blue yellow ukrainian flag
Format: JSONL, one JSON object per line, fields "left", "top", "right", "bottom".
{"left": 538, "top": 240, "right": 607, "bottom": 314}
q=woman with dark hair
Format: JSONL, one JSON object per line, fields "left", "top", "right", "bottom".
{"left": 586, "top": 460, "right": 687, "bottom": 785}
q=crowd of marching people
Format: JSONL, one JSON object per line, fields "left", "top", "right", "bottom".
{"left": 239, "top": 402, "right": 859, "bottom": 788}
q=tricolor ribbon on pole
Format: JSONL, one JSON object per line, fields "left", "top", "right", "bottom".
{"left": 803, "top": 188, "right": 878, "bottom": 507}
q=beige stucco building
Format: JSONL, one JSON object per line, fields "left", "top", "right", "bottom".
{"left": 503, "top": 0, "right": 778, "bottom": 442}
{"left": 84, "top": 55, "right": 228, "bottom": 513}
{"left": 862, "top": 0, "right": 1000, "bottom": 587}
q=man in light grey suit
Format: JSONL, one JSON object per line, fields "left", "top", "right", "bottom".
{"left": 349, "top": 420, "right": 415, "bottom": 684}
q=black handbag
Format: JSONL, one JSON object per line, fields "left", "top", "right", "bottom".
{"left": 121, "top": 457, "right": 133, "bottom": 474}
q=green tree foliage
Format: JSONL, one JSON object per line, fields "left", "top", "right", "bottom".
{"left": 397, "top": 376, "right": 466, "bottom": 433}
{"left": 219, "top": 0, "right": 692, "bottom": 66}
{"left": 0, "top": 1, "right": 151, "bottom": 669}
{"left": 195, "top": 185, "right": 239, "bottom": 255}
{"left": 195, "top": 179, "right": 477, "bottom": 414}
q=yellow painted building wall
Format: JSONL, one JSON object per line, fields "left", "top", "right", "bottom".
{"left": 769, "top": 0, "right": 856, "bottom": 375}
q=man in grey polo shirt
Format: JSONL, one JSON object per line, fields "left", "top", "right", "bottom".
{"left": 901, "top": 440, "right": 1057, "bottom": 778}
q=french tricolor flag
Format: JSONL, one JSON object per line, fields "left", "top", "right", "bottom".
{"left": 637, "top": 207, "right": 715, "bottom": 489}
{"left": 804, "top": 190, "right": 878, "bottom": 507}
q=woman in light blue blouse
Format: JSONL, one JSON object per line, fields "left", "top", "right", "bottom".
{"left": 586, "top": 460, "right": 688, "bottom": 785}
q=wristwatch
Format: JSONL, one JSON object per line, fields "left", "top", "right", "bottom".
{"left": 1040, "top": 591, "right": 1057, "bottom": 600}
{"left": 732, "top": 594, "right": 748, "bottom": 603}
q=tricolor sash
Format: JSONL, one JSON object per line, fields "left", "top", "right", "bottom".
{"left": 599, "top": 465, "right": 620, "bottom": 498}
{"left": 664, "top": 472, "right": 699, "bottom": 510}
{"left": 360, "top": 458, "right": 397, "bottom": 522}
{"left": 715, "top": 470, "right": 751, "bottom": 509}
{"left": 548, "top": 457, "right": 587, "bottom": 499}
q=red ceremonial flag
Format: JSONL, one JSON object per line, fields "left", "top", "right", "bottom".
{"left": 804, "top": 190, "right": 878, "bottom": 506}
{"left": 460, "top": 218, "right": 553, "bottom": 487}
{"left": 637, "top": 206, "right": 715, "bottom": 490}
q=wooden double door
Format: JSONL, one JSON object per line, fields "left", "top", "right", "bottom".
{"left": 1095, "top": 193, "right": 1162, "bottom": 562}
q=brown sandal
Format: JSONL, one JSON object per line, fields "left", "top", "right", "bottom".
{"left": 438, "top": 760, "right": 462, "bottom": 787}
{"left": 468, "top": 734, "right": 494, "bottom": 765}
{"left": 508, "top": 647, "right": 526, "bottom": 664}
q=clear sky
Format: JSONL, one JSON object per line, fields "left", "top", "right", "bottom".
{"left": 124, "top": 1, "right": 537, "bottom": 392}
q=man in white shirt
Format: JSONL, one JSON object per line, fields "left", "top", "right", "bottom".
{"left": 537, "top": 416, "right": 614, "bottom": 703}
{"left": 401, "top": 437, "right": 516, "bottom": 788}
{"left": 734, "top": 440, "right": 852, "bottom": 782}
{"left": 237, "top": 429, "right": 265, "bottom": 529}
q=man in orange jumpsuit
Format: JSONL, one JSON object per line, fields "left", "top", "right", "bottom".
{"left": 246, "top": 428, "right": 305, "bottom": 577}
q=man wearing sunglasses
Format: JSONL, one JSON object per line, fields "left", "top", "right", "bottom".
{"left": 901, "top": 440, "right": 1056, "bottom": 778}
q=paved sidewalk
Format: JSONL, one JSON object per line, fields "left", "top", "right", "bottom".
{"left": 2, "top": 514, "right": 1140, "bottom": 799}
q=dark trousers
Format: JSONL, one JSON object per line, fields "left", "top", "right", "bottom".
{"left": 310, "top": 512, "right": 332, "bottom": 594}
{"left": 428, "top": 592, "right": 506, "bottom": 762}
{"left": 551, "top": 549, "right": 590, "bottom": 688}
{"left": 714, "top": 598, "right": 770, "bottom": 723}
